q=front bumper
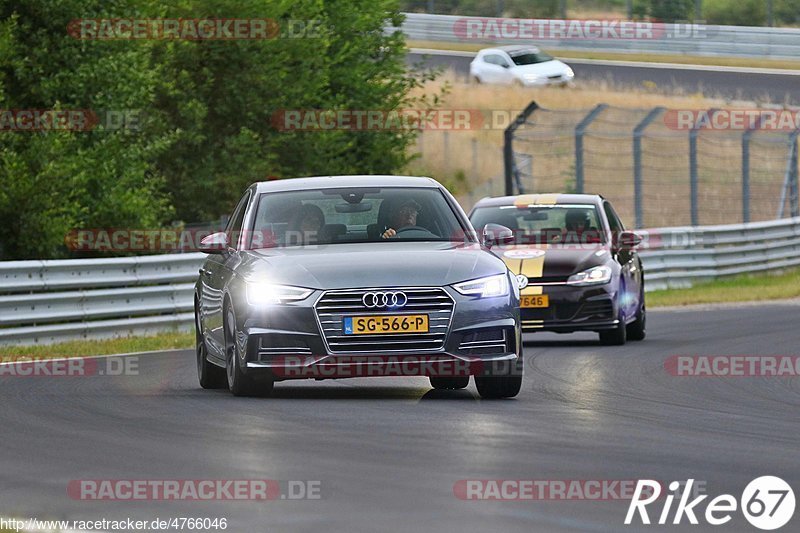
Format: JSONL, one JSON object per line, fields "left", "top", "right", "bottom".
{"left": 234, "top": 287, "right": 521, "bottom": 380}
{"left": 520, "top": 283, "right": 618, "bottom": 333}
{"left": 521, "top": 75, "right": 574, "bottom": 87}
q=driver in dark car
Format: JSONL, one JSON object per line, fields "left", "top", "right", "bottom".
{"left": 381, "top": 199, "right": 422, "bottom": 239}
{"left": 560, "top": 210, "right": 601, "bottom": 244}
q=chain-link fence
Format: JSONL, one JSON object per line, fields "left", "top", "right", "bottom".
{"left": 506, "top": 103, "right": 800, "bottom": 228}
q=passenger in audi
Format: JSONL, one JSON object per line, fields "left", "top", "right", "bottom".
{"left": 288, "top": 203, "right": 325, "bottom": 245}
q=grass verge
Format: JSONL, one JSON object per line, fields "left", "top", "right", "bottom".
{"left": 407, "top": 40, "right": 800, "bottom": 71}
{"left": 0, "top": 330, "right": 193, "bottom": 359}
{"left": 648, "top": 268, "right": 800, "bottom": 307}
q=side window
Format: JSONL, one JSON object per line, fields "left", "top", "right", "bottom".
{"left": 603, "top": 202, "right": 624, "bottom": 235}
{"left": 485, "top": 54, "right": 506, "bottom": 67}
{"left": 225, "top": 191, "right": 251, "bottom": 249}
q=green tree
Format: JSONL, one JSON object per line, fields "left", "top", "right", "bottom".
{"left": 0, "top": 0, "right": 435, "bottom": 258}
{"left": 647, "top": 0, "right": 694, "bottom": 21}
{"left": 0, "top": 0, "right": 174, "bottom": 259}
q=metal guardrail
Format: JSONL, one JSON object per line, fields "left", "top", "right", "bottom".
{"left": 638, "top": 216, "right": 800, "bottom": 290}
{"left": 1, "top": 216, "right": 799, "bottom": 345}
{"left": 400, "top": 13, "right": 800, "bottom": 60}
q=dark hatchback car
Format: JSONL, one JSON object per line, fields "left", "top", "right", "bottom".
{"left": 469, "top": 194, "right": 645, "bottom": 345}
{"left": 194, "top": 176, "right": 522, "bottom": 398}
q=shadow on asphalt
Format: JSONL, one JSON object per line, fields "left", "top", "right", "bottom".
{"left": 265, "top": 384, "right": 429, "bottom": 400}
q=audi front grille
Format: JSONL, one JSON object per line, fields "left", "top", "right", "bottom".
{"left": 314, "top": 287, "right": 455, "bottom": 353}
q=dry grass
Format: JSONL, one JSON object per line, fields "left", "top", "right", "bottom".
{"left": 404, "top": 71, "right": 794, "bottom": 226}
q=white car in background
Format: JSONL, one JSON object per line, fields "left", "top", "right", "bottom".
{"left": 469, "top": 45, "right": 574, "bottom": 87}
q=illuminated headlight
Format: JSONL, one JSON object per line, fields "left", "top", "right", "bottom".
{"left": 564, "top": 66, "right": 575, "bottom": 78}
{"left": 567, "top": 265, "right": 612, "bottom": 286}
{"left": 245, "top": 282, "right": 313, "bottom": 305}
{"left": 453, "top": 274, "right": 509, "bottom": 298}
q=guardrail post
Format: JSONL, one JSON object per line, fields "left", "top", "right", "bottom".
{"left": 503, "top": 100, "right": 539, "bottom": 196}
{"left": 633, "top": 107, "right": 664, "bottom": 229}
{"left": 574, "top": 104, "right": 607, "bottom": 195}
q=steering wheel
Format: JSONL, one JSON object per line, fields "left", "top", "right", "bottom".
{"left": 393, "top": 226, "right": 438, "bottom": 238}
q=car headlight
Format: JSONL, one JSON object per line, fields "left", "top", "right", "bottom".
{"left": 453, "top": 274, "right": 509, "bottom": 298}
{"left": 245, "top": 282, "right": 313, "bottom": 305}
{"left": 567, "top": 265, "right": 612, "bottom": 286}
{"left": 564, "top": 66, "right": 575, "bottom": 78}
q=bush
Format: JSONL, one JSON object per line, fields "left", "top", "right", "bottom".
{"left": 703, "top": 0, "right": 766, "bottom": 25}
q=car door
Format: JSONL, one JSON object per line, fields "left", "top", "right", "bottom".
{"left": 482, "top": 54, "right": 512, "bottom": 84}
{"left": 203, "top": 191, "right": 251, "bottom": 360}
{"left": 603, "top": 201, "right": 641, "bottom": 321}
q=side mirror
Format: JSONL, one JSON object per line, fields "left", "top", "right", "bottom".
{"left": 500, "top": 62, "right": 510, "bottom": 69}
{"left": 618, "top": 231, "right": 642, "bottom": 250}
{"left": 198, "top": 231, "right": 229, "bottom": 254}
{"left": 482, "top": 224, "right": 514, "bottom": 247}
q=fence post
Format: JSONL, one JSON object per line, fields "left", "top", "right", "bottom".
{"left": 741, "top": 113, "right": 768, "bottom": 223}
{"left": 633, "top": 107, "right": 664, "bottom": 229}
{"left": 688, "top": 108, "right": 717, "bottom": 226}
{"left": 689, "top": 129, "right": 699, "bottom": 225}
{"left": 792, "top": 133, "right": 799, "bottom": 217}
{"left": 471, "top": 138, "right": 478, "bottom": 180}
{"left": 574, "top": 104, "right": 607, "bottom": 194}
{"left": 503, "top": 100, "right": 539, "bottom": 195}
{"left": 777, "top": 129, "right": 799, "bottom": 219}
{"left": 442, "top": 131, "right": 449, "bottom": 171}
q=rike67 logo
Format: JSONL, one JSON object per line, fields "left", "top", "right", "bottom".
{"left": 626, "top": 477, "right": 795, "bottom": 530}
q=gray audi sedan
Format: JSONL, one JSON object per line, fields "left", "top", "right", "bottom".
{"left": 194, "top": 175, "right": 522, "bottom": 398}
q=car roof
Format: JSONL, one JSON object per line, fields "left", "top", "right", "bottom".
{"left": 472, "top": 193, "right": 604, "bottom": 208}
{"left": 480, "top": 45, "right": 542, "bottom": 54}
{"left": 252, "top": 175, "right": 440, "bottom": 193}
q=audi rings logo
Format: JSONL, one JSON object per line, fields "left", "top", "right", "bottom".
{"left": 362, "top": 291, "right": 408, "bottom": 308}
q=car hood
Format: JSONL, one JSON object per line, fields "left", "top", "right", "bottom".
{"left": 495, "top": 244, "right": 611, "bottom": 279}
{"left": 238, "top": 242, "right": 506, "bottom": 289}
{"left": 512, "top": 60, "right": 569, "bottom": 77}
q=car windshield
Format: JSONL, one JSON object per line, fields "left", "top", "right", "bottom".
{"left": 470, "top": 204, "right": 606, "bottom": 245}
{"left": 248, "top": 187, "right": 470, "bottom": 248}
{"left": 509, "top": 50, "right": 554, "bottom": 65}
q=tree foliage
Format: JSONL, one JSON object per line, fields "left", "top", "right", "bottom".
{"left": 0, "top": 0, "right": 432, "bottom": 259}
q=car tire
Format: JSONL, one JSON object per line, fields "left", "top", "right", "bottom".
{"left": 626, "top": 288, "right": 646, "bottom": 341}
{"left": 472, "top": 75, "right": 482, "bottom": 84}
{"left": 430, "top": 376, "right": 469, "bottom": 390}
{"left": 599, "top": 311, "right": 627, "bottom": 346}
{"left": 474, "top": 357, "right": 523, "bottom": 399}
{"left": 196, "top": 303, "right": 226, "bottom": 389}
{"left": 224, "top": 304, "right": 273, "bottom": 397}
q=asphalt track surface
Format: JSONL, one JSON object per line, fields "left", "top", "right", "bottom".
{"left": 408, "top": 51, "right": 800, "bottom": 105}
{"left": 2, "top": 302, "right": 799, "bottom": 532}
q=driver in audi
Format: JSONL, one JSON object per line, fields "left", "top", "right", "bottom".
{"left": 381, "top": 198, "right": 422, "bottom": 239}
